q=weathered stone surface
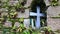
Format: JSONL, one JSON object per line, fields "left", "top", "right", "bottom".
{"left": 17, "top": 0, "right": 31, "bottom": 18}
{"left": 45, "top": 0, "right": 60, "bottom": 31}
{"left": 14, "top": 22, "right": 20, "bottom": 27}
{"left": 47, "top": 17, "right": 60, "bottom": 31}
{"left": 1, "top": 12, "right": 8, "bottom": 17}
{"left": 0, "top": 31, "right": 3, "bottom": 34}
{"left": 24, "top": 0, "right": 32, "bottom": 7}
{"left": 3, "top": 21, "right": 12, "bottom": 27}
{"left": 0, "top": 8, "right": 8, "bottom": 12}
{"left": 9, "top": 1, "right": 18, "bottom": 6}
{"left": 47, "top": 6, "right": 60, "bottom": 31}
{"left": 47, "top": 6, "right": 60, "bottom": 17}
{"left": 44, "top": 0, "right": 50, "bottom": 6}
{"left": 17, "top": 9, "right": 29, "bottom": 18}
{"left": 24, "top": 19, "right": 30, "bottom": 28}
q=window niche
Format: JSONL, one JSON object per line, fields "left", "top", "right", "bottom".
{"left": 30, "top": 0, "right": 47, "bottom": 13}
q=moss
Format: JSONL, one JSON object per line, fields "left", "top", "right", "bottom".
{"left": 51, "top": 16, "right": 60, "bottom": 18}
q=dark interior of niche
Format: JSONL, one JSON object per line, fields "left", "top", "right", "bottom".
{"left": 30, "top": 0, "right": 47, "bottom": 13}
{"left": 40, "top": 17, "right": 47, "bottom": 27}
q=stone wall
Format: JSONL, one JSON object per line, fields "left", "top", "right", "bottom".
{"left": 0, "top": 0, "right": 31, "bottom": 28}
{"left": 17, "top": 9, "right": 29, "bottom": 18}
{"left": 45, "top": 0, "right": 60, "bottom": 31}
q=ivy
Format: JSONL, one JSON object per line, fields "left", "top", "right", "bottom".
{"left": 0, "top": 0, "right": 54, "bottom": 34}
{"left": 8, "top": 11, "right": 17, "bottom": 18}
{"left": 0, "top": 0, "right": 9, "bottom": 3}
{"left": 50, "top": 0, "right": 59, "bottom": 6}
{"left": 0, "top": 17, "right": 5, "bottom": 23}
{"left": 0, "top": 0, "right": 37, "bottom": 33}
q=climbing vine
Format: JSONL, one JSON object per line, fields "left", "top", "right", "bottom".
{"left": 49, "top": 0, "right": 59, "bottom": 6}
{"left": 0, "top": 0, "right": 41, "bottom": 34}
{"left": 0, "top": 0, "right": 54, "bottom": 34}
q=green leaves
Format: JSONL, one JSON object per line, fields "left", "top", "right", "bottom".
{"left": 40, "top": 26, "right": 52, "bottom": 33}
{"left": 51, "top": 0, "right": 59, "bottom": 6}
{"left": 0, "top": 17, "right": 5, "bottom": 23}
{"left": 1, "top": 0, "right": 9, "bottom": 3}
{"left": 2, "top": 3, "right": 8, "bottom": 8}
{"left": 8, "top": 11, "right": 17, "bottom": 18}
{"left": 15, "top": 3, "right": 22, "bottom": 9}
{"left": 0, "top": 0, "right": 49, "bottom": 34}
{"left": 19, "top": 18, "right": 24, "bottom": 22}
{"left": 20, "top": 24, "right": 24, "bottom": 27}
{"left": 12, "top": 25, "right": 17, "bottom": 29}
{"left": 23, "top": 30, "right": 30, "bottom": 34}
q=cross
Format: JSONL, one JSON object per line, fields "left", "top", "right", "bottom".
{"left": 30, "top": 6, "right": 44, "bottom": 29}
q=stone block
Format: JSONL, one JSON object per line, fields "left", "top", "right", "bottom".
{"left": 47, "top": 6, "right": 60, "bottom": 17}
{"left": 17, "top": 9, "right": 29, "bottom": 18}
{"left": 24, "top": 19, "right": 30, "bottom": 28}
{"left": 0, "top": 31, "right": 3, "bottom": 34}
{"left": 47, "top": 6, "right": 60, "bottom": 31}
{"left": 3, "top": 21, "right": 12, "bottom": 27}
{"left": 47, "top": 17, "right": 60, "bottom": 31}
{"left": 14, "top": 22, "right": 20, "bottom": 27}
{"left": 9, "top": 1, "right": 18, "bottom": 6}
